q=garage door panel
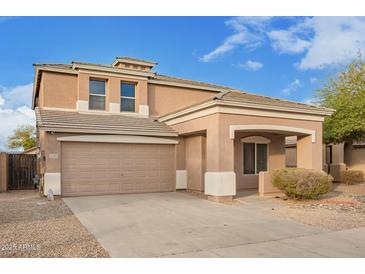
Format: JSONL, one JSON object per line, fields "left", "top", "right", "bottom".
{"left": 148, "top": 168, "right": 159, "bottom": 178}
{"left": 94, "top": 183, "right": 108, "bottom": 192}
{"left": 109, "top": 183, "right": 121, "bottom": 192}
{"left": 108, "top": 171, "right": 122, "bottom": 180}
{"left": 61, "top": 142, "right": 175, "bottom": 196}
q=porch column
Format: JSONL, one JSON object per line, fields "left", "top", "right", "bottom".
{"left": 204, "top": 124, "right": 236, "bottom": 201}
{"left": 297, "top": 134, "right": 322, "bottom": 170}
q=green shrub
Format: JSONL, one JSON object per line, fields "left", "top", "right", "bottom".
{"left": 271, "top": 168, "right": 333, "bottom": 199}
{"left": 342, "top": 170, "right": 364, "bottom": 185}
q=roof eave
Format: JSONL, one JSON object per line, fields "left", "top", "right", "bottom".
{"left": 31, "top": 67, "right": 41, "bottom": 110}
{"left": 37, "top": 126, "right": 178, "bottom": 137}
{"left": 113, "top": 57, "right": 158, "bottom": 67}
{"left": 158, "top": 99, "right": 333, "bottom": 123}
{"left": 72, "top": 62, "right": 155, "bottom": 77}
{"left": 148, "top": 79, "right": 225, "bottom": 93}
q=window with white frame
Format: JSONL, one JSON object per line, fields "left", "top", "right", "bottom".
{"left": 242, "top": 136, "right": 270, "bottom": 175}
{"left": 120, "top": 82, "right": 135, "bottom": 112}
{"left": 89, "top": 79, "right": 106, "bottom": 110}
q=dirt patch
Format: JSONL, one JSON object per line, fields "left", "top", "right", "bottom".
{"left": 269, "top": 184, "right": 365, "bottom": 230}
{"left": 333, "top": 183, "right": 365, "bottom": 195}
{"left": 0, "top": 190, "right": 109, "bottom": 258}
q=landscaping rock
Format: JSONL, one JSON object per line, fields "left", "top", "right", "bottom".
{"left": 0, "top": 190, "right": 109, "bottom": 258}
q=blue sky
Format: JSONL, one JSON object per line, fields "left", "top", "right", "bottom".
{"left": 1, "top": 16, "right": 365, "bottom": 150}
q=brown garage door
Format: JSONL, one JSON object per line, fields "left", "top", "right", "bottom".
{"left": 61, "top": 142, "right": 175, "bottom": 197}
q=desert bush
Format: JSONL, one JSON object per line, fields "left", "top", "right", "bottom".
{"left": 342, "top": 170, "right": 364, "bottom": 185}
{"left": 272, "top": 168, "right": 333, "bottom": 199}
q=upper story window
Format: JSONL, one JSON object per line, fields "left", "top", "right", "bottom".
{"left": 120, "top": 82, "right": 135, "bottom": 112}
{"left": 89, "top": 79, "right": 106, "bottom": 110}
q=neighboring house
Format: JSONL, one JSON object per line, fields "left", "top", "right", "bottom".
{"left": 285, "top": 138, "right": 365, "bottom": 182}
{"left": 23, "top": 147, "right": 39, "bottom": 155}
{"left": 32, "top": 57, "right": 333, "bottom": 200}
{"left": 325, "top": 141, "right": 365, "bottom": 181}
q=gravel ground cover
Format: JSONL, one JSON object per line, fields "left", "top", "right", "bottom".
{"left": 0, "top": 190, "right": 109, "bottom": 258}
{"left": 270, "top": 183, "right": 365, "bottom": 230}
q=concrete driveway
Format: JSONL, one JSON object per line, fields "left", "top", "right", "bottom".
{"left": 63, "top": 192, "right": 365, "bottom": 257}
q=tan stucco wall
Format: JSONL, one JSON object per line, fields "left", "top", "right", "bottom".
{"left": 137, "top": 80, "right": 148, "bottom": 108}
{"left": 0, "top": 153, "right": 8, "bottom": 192}
{"left": 148, "top": 84, "right": 217, "bottom": 117}
{"left": 185, "top": 135, "right": 206, "bottom": 191}
{"left": 297, "top": 134, "right": 323, "bottom": 170}
{"left": 344, "top": 144, "right": 365, "bottom": 172}
{"left": 285, "top": 146, "right": 297, "bottom": 167}
{"left": 77, "top": 73, "right": 89, "bottom": 102}
{"left": 41, "top": 132, "right": 62, "bottom": 173}
{"left": 38, "top": 71, "right": 148, "bottom": 113}
{"left": 41, "top": 71, "right": 78, "bottom": 109}
{"left": 170, "top": 114, "right": 223, "bottom": 172}
{"left": 175, "top": 137, "right": 186, "bottom": 170}
{"left": 171, "top": 112, "right": 322, "bottom": 174}
{"left": 234, "top": 132, "right": 285, "bottom": 190}
{"left": 258, "top": 171, "right": 280, "bottom": 196}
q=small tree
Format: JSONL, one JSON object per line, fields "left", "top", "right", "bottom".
{"left": 316, "top": 54, "right": 365, "bottom": 144}
{"left": 7, "top": 124, "right": 36, "bottom": 151}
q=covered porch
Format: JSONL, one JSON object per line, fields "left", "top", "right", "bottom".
{"left": 168, "top": 113, "right": 323, "bottom": 201}
{"left": 232, "top": 125, "right": 320, "bottom": 196}
{"left": 158, "top": 91, "right": 331, "bottom": 201}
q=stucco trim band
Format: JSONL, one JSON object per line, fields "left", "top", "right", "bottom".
{"left": 204, "top": 172, "right": 236, "bottom": 196}
{"left": 159, "top": 100, "right": 332, "bottom": 124}
{"left": 109, "top": 103, "right": 120, "bottom": 113}
{"left": 160, "top": 105, "right": 326, "bottom": 126}
{"left": 139, "top": 105, "right": 149, "bottom": 116}
{"left": 76, "top": 100, "right": 88, "bottom": 111}
{"left": 230, "top": 125, "right": 316, "bottom": 143}
{"left": 44, "top": 172, "right": 61, "bottom": 196}
{"left": 57, "top": 135, "right": 179, "bottom": 144}
{"left": 176, "top": 170, "right": 187, "bottom": 189}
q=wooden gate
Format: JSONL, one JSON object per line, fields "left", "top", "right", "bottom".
{"left": 8, "top": 154, "right": 37, "bottom": 190}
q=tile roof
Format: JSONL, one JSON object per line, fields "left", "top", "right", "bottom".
{"left": 34, "top": 63, "right": 73, "bottom": 69}
{"left": 35, "top": 108, "right": 178, "bottom": 137}
{"left": 219, "top": 90, "right": 331, "bottom": 113}
{"left": 153, "top": 74, "right": 233, "bottom": 91}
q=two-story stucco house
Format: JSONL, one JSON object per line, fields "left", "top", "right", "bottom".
{"left": 32, "top": 56, "right": 333, "bottom": 201}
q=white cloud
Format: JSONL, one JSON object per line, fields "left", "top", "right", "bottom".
{"left": 201, "top": 16, "right": 365, "bottom": 70}
{"left": 0, "top": 83, "right": 35, "bottom": 151}
{"left": 299, "top": 17, "right": 365, "bottom": 69}
{"left": 0, "top": 83, "right": 33, "bottom": 109}
{"left": 302, "top": 97, "right": 318, "bottom": 105}
{"left": 281, "top": 79, "right": 301, "bottom": 96}
{"left": 309, "top": 77, "right": 318, "bottom": 84}
{"left": 200, "top": 17, "right": 272, "bottom": 62}
{"left": 268, "top": 17, "right": 365, "bottom": 69}
{"left": 239, "top": 60, "right": 263, "bottom": 71}
{"left": 268, "top": 18, "right": 312, "bottom": 54}
{"left": 0, "top": 95, "right": 4, "bottom": 106}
